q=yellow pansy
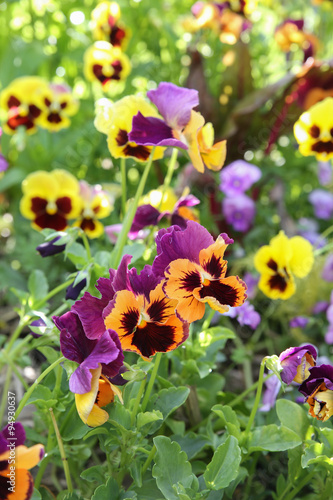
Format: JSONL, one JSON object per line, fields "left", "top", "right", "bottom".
{"left": 36, "top": 83, "right": 79, "bottom": 132}
{"left": 91, "top": 1, "right": 131, "bottom": 49}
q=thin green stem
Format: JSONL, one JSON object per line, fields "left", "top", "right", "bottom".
{"left": 0, "top": 366, "right": 13, "bottom": 425}
{"left": 5, "top": 316, "right": 31, "bottom": 353}
{"left": 33, "top": 278, "right": 75, "bottom": 311}
{"left": 158, "top": 148, "right": 178, "bottom": 209}
{"left": 280, "top": 471, "right": 317, "bottom": 500}
{"left": 244, "top": 360, "right": 266, "bottom": 439}
{"left": 80, "top": 231, "right": 92, "bottom": 261}
{"left": 15, "top": 356, "right": 66, "bottom": 420}
{"left": 49, "top": 407, "right": 73, "bottom": 493}
{"left": 130, "top": 377, "right": 147, "bottom": 426}
{"left": 141, "top": 445, "right": 156, "bottom": 475}
{"left": 141, "top": 352, "right": 162, "bottom": 412}
{"left": 202, "top": 309, "right": 216, "bottom": 331}
{"left": 229, "top": 372, "right": 274, "bottom": 408}
{"left": 34, "top": 419, "right": 55, "bottom": 489}
{"left": 120, "top": 157, "right": 127, "bottom": 218}
{"left": 53, "top": 364, "right": 63, "bottom": 397}
{"left": 8, "top": 360, "right": 29, "bottom": 390}
{"left": 314, "top": 240, "right": 333, "bottom": 256}
{"left": 60, "top": 401, "right": 76, "bottom": 434}
{"left": 112, "top": 148, "right": 155, "bottom": 269}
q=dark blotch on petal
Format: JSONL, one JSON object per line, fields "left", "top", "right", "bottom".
{"left": 199, "top": 280, "right": 241, "bottom": 306}
{"left": 309, "top": 125, "right": 320, "bottom": 139}
{"left": 81, "top": 218, "right": 96, "bottom": 232}
{"left": 7, "top": 95, "right": 21, "bottom": 108}
{"left": 179, "top": 270, "right": 202, "bottom": 292}
{"left": 116, "top": 129, "right": 129, "bottom": 146}
{"left": 201, "top": 254, "right": 226, "bottom": 279}
{"left": 132, "top": 322, "right": 176, "bottom": 358}
{"left": 31, "top": 197, "right": 48, "bottom": 215}
{"left": 120, "top": 307, "right": 140, "bottom": 336}
{"left": 267, "top": 258, "right": 278, "bottom": 272}
{"left": 56, "top": 196, "right": 72, "bottom": 215}
{"left": 123, "top": 144, "right": 151, "bottom": 161}
{"left": 47, "top": 112, "right": 62, "bottom": 124}
{"left": 312, "top": 141, "right": 333, "bottom": 154}
{"left": 147, "top": 297, "right": 170, "bottom": 323}
{"left": 268, "top": 273, "right": 287, "bottom": 292}
{"left": 110, "top": 26, "right": 126, "bottom": 46}
{"left": 35, "top": 213, "right": 68, "bottom": 231}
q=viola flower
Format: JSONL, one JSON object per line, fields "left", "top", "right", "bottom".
{"left": 275, "top": 19, "right": 319, "bottom": 61}
{"left": 0, "top": 76, "right": 49, "bottom": 135}
{"left": 289, "top": 316, "right": 309, "bottom": 329}
{"left": 318, "top": 161, "right": 332, "bottom": 186}
{"left": 322, "top": 254, "right": 333, "bottom": 282}
{"left": 222, "top": 194, "right": 256, "bottom": 232}
{"left": 254, "top": 230, "right": 314, "bottom": 300}
{"left": 294, "top": 97, "right": 333, "bottom": 160}
{"left": 54, "top": 311, "right": 124, "bottom": 426}
{"left": 152, "top": 221, "right": 247, "bottom": 323}
{"left": 279, "top": 344, "right": 317, "bottom": 384}
{"left": 299, "top": 364, "right": 333, "bottom": 422}
{"left": 219, "top": 160, "right": 261, "bottom": 197}
{"left": 36, "top": 236, "right": 66, "bottom": 257}
{"left": 308, "top": 189, "right": 333, "bottom": 220}
{"left": 260, "top": 374, "right": 281, "bottom": 412}
{"left": 73, "top": 181, "right": 114, "bottom": 238}
{"left": 225, "top": 301, "right": 260, "bottom": 329}
{"left": 104, "top": 266, "right": 189, "bottom": 358}
{"left": 128, "top": 82, "right": 227, "bottom": 173}
{"left": 20, "top": 170, "right": 82, "bottom": 231}
{"left": 84, "top": 41, "right": 131, "bottom": 91}
{"left": 36, "top": 83, "right": 79, "bottom": 132}
{"left": 297, "top": 217, "right": 327, "bottom": 249}
{"left": 91, "top": 1, "right": 130, "bottom": 49}
{"left": 0, "top": 422, "right": 44, "bottom": 499}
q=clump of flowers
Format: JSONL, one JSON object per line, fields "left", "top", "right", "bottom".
{"left": 275, "top": 19, "right": 319, "bottom": 62}
{"left": 254, "top": 230, "right": 314, "bottom": 300}
{"left": 91, "top": 1, "right": 131, "bottom": 49}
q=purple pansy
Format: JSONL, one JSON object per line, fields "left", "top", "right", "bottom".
{"left": 0, "top": 153, "right": 8, "bottom": 172}
{"left": 297, "top": 217, "right": 327, "bottom": 249}
{"left": 308, "top": 189, "right": 333, "bottom": 220}
{"left": 219, "top": 160, "right": 261, "bottom": 197}
{"left": 322, "top": 254, "right": 333, "bottom": 282}
{"left": 0, "top": 422, "right": 26, "bottom": 454}
{"left": 312, "top": 301, "right": 329, "bottom": 314}
{"left": 54, "top": 311, "right": 124, "bottom": 394}
{"left": 225, "top": 301, "right": 260, "bottom": 329}
{"left": 325, "top": 326, "right": 333, "bottom": 345}
{"left": 279, "top": 344, "right": 317, "bottom": 385}
{"left": 318, "top": 161, "right": 332, "bottom": 186}
{"left": 260, "top": 373, "right": 281, "bottom": 412}
{"left": 289, "top": 316, "right": 309, "bottom": 329}
{"left": 298, "top": 364, "right": 333, "bottom": 421}
{"left": 222, "top": 194, "right": 256, "bottom": 232}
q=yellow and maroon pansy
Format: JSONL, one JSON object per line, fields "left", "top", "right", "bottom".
{"left": 105, "top": 95, "right": 165, "bottom": 161}
{"left": 0, "top": 422, "right": 44, "bottom": 500}
{"left": 91, "top": 1, "right": 131, "bottom": 49}
{"left": 294, "top": 97, "right": 333, "bottom": 161}
{"left": 36, "top": 83, "right": 79, "bottom": 132}
{"left": 20, "top": 169, "right": 83, "bottom": 231}
{"left": 254, "top": 231, "right": 314, "bottom": 300}
{"left": 104, "top": 281, "right": 189, "bottom": 358}
{"left": 84, "top": 41, "right": 131, "bottom": 92}
{"left": 0, "top": 76, "right": 49, "bottom": 135}
{"left": 73, "top": 181, "right": 114, "bottom": 238}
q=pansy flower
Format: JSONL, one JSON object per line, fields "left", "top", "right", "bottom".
{"left": 308, "top": 189, "right": 333, "bottom": 220}
{"left": 299, "top": 364, "right": 333, "bottom": 422}
{"left": 128, "top": 82, "right": 227, "bottom": 173}
{"left": 20, "top": 170, "right": 82, "bottom": 231}
{"left": 279, "top": 344, "right": 317, "bottom": 385}
{"left": 254, "top": 231, "right": 314, "bottom": 300}
{"left": 152, "top": 221, "right": 247, "bottom": 323}
{"left": 96, "top": 95, "right": 165, "bottom": 161}
{"left": 54, "top": 311, "right": 124, "bottom": 426}
{"left": 294, "top": 97, "right": 333, "bottom": 160}
{"left": 275, "top": 19, "right": 318, "bottom": 61}
{"left": 222, "top": 194, "right": 256, "bottom": 232}
{"left": 91, "top": 1, "right": 131, "bottom": 49}
{"left": 73, "top": 181, "right": 114, "bottom": 238}
{"left": 84, "top": 41, "right": 131, "bottom": 91}
{"left": 0, "top": 422, "right": 44, "bottom": 499}
{"left": 104, "top": 265, "right": 189, "bottom": 358}
{"left": 219, "top": 160, "right": 261, "bottom": 197}
{"left": 36, "top": 83, "right": 79, "bottom": 132}
{"left": 0, "top": 76, "right": 49, "bottom": 135}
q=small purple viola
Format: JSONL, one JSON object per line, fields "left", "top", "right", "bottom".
{"left": 36, "top": 236, "right": 66, "bottom": 257}
{"left": 225, "top": 301, "right": 260, "bottom": 330}
{"left": 219, "top": 160, "right": 261, "bottom": 197}
{"left": 260, "top": 374, "right": 281, "bottom": 412}
{"left": 318, "top": 161, "right": 332, "bottom": 186}
{"left": 299, "top": 364, "right": 333, "bottom": 422}
{"left": 308, "top": 189, "right": 333, "bottom": 220}
{"left": 322, "top": 254, "right": 333, "bottom": 282}
{"left": 222, "top": 194, "right": 256, "bottom": 232}
{"left": 289, "top": 316, "right": 309, "bottom": 329}
{"left": 279, "top": 344, "right": 317, "bottom": 385}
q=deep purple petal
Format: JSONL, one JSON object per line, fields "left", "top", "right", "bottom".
{"left": 128, "top": 265, "right": 163, "bottom": 300}
{"left": 279, "top": 344, "right": 317, "bottom": 385}
{"left": 174, "top": 194, "right": 200, "bottom": 209}
{"left": 101, "top": 329, "right": 124, "bottom": 378}
{"left": 299, "top": 364, "right": 333, "bottom": 396}
{"left": 66, "top": 278, "right": 87, "bottom": 300}
{"left": 131, "top": 204, "right": 161, "bottom": 232}
{"left": 147, "top": 82, "right": 199, "bottom": 130}
{"left": 55, "top": 311, "right": 95, "bottom": 363}
{"left": 112, "top": 254, "right": 133, "bottom": 293}
{"left": 36, "top": 236, "right": 66, "bottom": 257}
{"left": 129, "top": 112, "right": 187, "bottom": 149}
{"left": 0, "top": 423, "right": 26, "bottom": 454}
{"left": 152, "top": 221, "right": 215, "bottom": 277}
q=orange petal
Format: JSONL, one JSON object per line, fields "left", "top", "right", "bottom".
{"left": 194, "top": 275, "right": 247, "bottom": 311}
{"left": 0, "top": 468, "right": 33, "bottom": 500}
{"left": 199, "top": 237, "right": 229, "bottom": 279}
{"left": 146, "top": 282, "right": 178, "bottom": 324}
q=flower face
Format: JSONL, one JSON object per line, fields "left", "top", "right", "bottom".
{"left": 308, "top": 189, "right": 333, "bottom": 220}
{"left": 84, "top": 41, "right": 131, "bottom": 91}
{"left": 299, "top": 365, "right": 333, "bottom": 422}
{"left": 105, "top": 95, "right": 165, "bottom": 161}
{"left": 91, "top": 1, "right": 130, "bottom": 49}
{"left": 20, "top": 170, "right": 82, "bottom": 231}
{"left": 36, "top": 83, "right": 79, "bottom": 132}
{"left": 294, "top": 98, "right": 333, "bottom": 160}
{"left": 0, "top": 422, "right": 44, "bottom": 499}
{"left": 152, "top": 221, "right": 247, "bottom": 323}
{"left": 222, "top": 194, "right": 256, "bottom": 232}
{"left": 219, "top": 160, "right": 261, "bottom": 197}
{"left": 279, "top": 344, "right": 317, "bottom": 384}
{"left": 0, "top": 76, "right": 49, "bottom": 134}
{"left": 73, "top": 181, "right": 114, "bottom": 238}
{"left": 254, "top": 231, "right": 314, "bottom": 300}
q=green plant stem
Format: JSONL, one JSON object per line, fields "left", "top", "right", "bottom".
{"left": 49, "top": 407, "right": 73, "bottom": 493}
{"left": 202, "top": 309, "right": 216, "bottom": 331}
{"left": 0, "top": 366, "right": 13, "bottom": 425}
{"left": 60, "top": 401, "right": 76, "bottom": 434}
{"left": 34, "top": 278, "right": 75, "bottom": 310}
{"left": 130, "top": 377, "right": 147, "bottom": 426}
{"left": 34, "top": 420, "right": 55, "bottom": 489}
{"left": 141, "top": 445, "right": 156, "bottom": 475}
{"left": 141, "top": 352, "right": 162, "bottom": 412}
{"left": 8, "top": 360, "right": 29, "bottom": 390}
{"left": 314, "top": 240, "right": 333, "bottom": 256}
{"left": 120, "top": 157, "right": 127, "bottom": 217}
{"left": 5, "top": 316, "right": 31, "bottom": 353}
{"left": 53, "top": 364, "right": 63, "bottom": 397}
{"left": 229, "top": 373, "right": 274, "bottom": 408}
{"left": 158, "top": 148, "right": 178, "bottom": 208}
{"left": 279, "top": 471, "right": 317, "bottom": 500}
{"left": 112, "top": 148, "right": 155, "bottom": 269}
{"left": 15, "top": 356, "right": 66, "bottom": 420}
{"left": 244, "top": 360, "right": 266, "bottom": 439}
{"left": 80, "top": 231, "right": 92, "bottom": 261}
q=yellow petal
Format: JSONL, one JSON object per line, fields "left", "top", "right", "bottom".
{"left": 289, "top": 236, "right": 314, "bottom": 278}
{"left": 75, "top": 366, "right": 101, "bottom": 425}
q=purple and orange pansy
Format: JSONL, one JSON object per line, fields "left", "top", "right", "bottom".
{"left": 279, "top": 344, "right": 317, "bottom": 385}
{"left": 152, "top": 221, "right": 247, "bottom": 323}
{"left": 299, "top": 364, "right": 333, "bottom": 422}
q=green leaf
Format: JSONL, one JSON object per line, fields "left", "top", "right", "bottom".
{"left": 301, "top": 442, "right": 333, "bottom": 471}
{"left": 28, "top": 269, "right": 49, "bottom": 302}
{"left": 137, "top": 410, "right": 163, "bottom": 434}
{"left": 276, "top": 399, "right": 309, "bottom": 439}
{"left": 80, "top": 465, "right": 107, "bottom": 483}
{"left": 212, "top": 405, "right": 241, "bottom": 440}
{"left": 107, "top": 401, "right": 132, "bottom": 431}
{"left": 57, "top": 493, "right": 85, "bottom": 500}
{"left": 37, "top": 346, "right": 61, "bottom": 365}
{"left": 26, "top": 386, "right": 57, "bottom": 408}
{"left": 61, "top": 409, "right": 91, "bottom": 441}
{"left": 204, "top": 435, "right": 241, "bottom": 490}
{"left": 147, "top": 386, "right": 190, "bottom": 423}
{"left": 31, "top": 490, "right": 42, "bottom": 500}
{"left": 0, "top": 168, "right": 25, "bottom": 192}
{"left": 248, "top": 425, "right": 302, "bottom": 452}
{"left": 172, "top": 432, "right": 210, "bottom": 460}
{"left": 153, "top": 436, "right": 194, "bottom": 500}
{"left": 91, "top": 477, "right": 119, "bottom": 500}
{"left": 65, "top": 242, "right": 88, "bottom": 267}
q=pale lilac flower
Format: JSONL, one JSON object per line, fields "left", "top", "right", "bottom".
{"left": 224, "top": 301, "right": 261, "bottom": 330}
{"left": 260, "top": 373, "right": 281, "bottom": 412}
{"left": 325, "top": 327, "right": 333, "bottom": 345}
{"left": 322, "top": 254, "right": 333, "bottom": 282}
{"left": 242, "top": 272, "right": 259, "bottom": 299}
{"left": 308, "top": 189, "right": 333, "bottom": 220}
{"left": 0, "top": 154, "right": 8, "bottom": 172}
{"left": 289, "top": 317, "right": 309, "bottom": 328}
{"left": 312, "top": 301, "right": 329, "bottom": 314}
{"left": 318, "top": 161, "right": 332, "bottom": 186}
{"left": 222, "top": 194, "right": 256, "bottom": 232}
{"left": 219, "top": 160, "right": 261, "bottom": 197}
{"left": 297, "top": 217, "right": 327, "bottom": 249}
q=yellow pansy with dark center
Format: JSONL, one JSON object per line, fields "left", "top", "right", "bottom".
{"left": 294, "top": 97, "right": 333, "bottom": 160}
{"left": 84, "top": 42, "right": 131, "bottom": 91}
